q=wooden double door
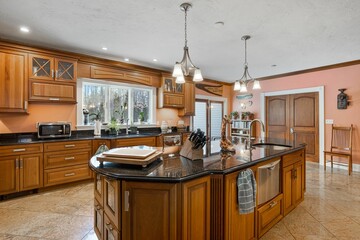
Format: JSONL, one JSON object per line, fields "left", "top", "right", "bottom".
{"left": 266, "top": 92, "right": 319, "bottom": 162}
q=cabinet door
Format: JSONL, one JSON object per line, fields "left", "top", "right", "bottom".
{"left": 163, "top": 93, "right": 184, "bottom": 108}
{"left": 293, "top": 160, "right": 304, "bottom": 206}
{"left": 93, "top": 139, "right": 111, "bottom": 155}
{"left": 104, "top": 178, "right": 121, "bottom": 230}
{"left": 19, "top": 153, "right": 43, "bottom": 191}
{"left": 182, "top": 176, "right": 210, "bottom": 240}
{"left": 94, "top": 173, "right": 104, "bottom": 205}
{"left": 29, "top": 80, "right": 76, "bottom": 103}
{"left": 178, "top": 82, "right": 195, "bottom": 116}
{"left": 55, "top": 58, "right": 77, "bottom": 82}
{"left": 94, "top": 199, "right": 104, "bottom": 240}
{"left": 0, "top": 156, "right": 19, "bottom": 195}
{"left": 0, "top": 50, "right": 28, "bottom": 113}
{"left": 111, "top": 137, "right": 156, "bottom": 148}
{"left": 29, "top": 54, "right": 54, "bottom": 80}
{"left": 104, "top": 213, "right": 120, "bottom": 240}
{"left": 122, "top": 181, "right": 178, "bottom": 240}
{"left": 282, "top": 165, "right": 294, "bottom": 216}
{"left": 224, "top": 170, "right": 255, "bottom": 240}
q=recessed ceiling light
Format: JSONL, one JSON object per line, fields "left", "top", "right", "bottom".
{"left": 124, "top": 58, "right": 129, "bottom": 62}
{"left": 271, "top": 64, "right": 277, "bottom": 67}
{"left": 214, "top": 21, "right": 224, "bottom": 28}
{"left": 20, "top": 26, "right": 30, "bottom": 33}
{"left": 153, "top": 58, "right": 158, "bottom": 62}
{"left": 102, "top": 47, "right": 108, "bottom": 51}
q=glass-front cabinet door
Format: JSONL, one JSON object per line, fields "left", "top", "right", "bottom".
{"left": 29, "top": 54, "right": 54, "bottom": 81}
{"left": 163, "top": 77, "right": 184, "bottom": 94}
{"left": 55, "top": 58, "right": 77, "bottom": 82}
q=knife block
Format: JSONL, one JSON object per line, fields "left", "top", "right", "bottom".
{"left": 180, "top": 139, "right": 203, "bottom": 160}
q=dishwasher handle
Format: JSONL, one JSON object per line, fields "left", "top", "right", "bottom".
{"left": 258, "top": 159, "right": 281, "bottom": 171}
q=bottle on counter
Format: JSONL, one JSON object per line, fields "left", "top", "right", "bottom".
{"left": 94, "top": 120, "right": 102, "bottom": 136}
{"left": 161, "top": 121, "right": 168, "bottom": 133}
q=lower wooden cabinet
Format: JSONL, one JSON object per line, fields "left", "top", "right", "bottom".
{"left": 257, "top": 194, "right": 283, "bottom": 238}
{"left": 282, "top": 150, "right": 305, "bottom": 215}
{"left": 44, "top": 164, "right": 91, "bottom": 186}
{"left": 104, "top": 212, "right": 121, "bottom": 240}
{"left": 104, "top": 178, "right": 121, "bottom": 230}
{"left": 224, "top": 168, "right": 256, "bottom": 240}
{"left": 94, "top": 199, "right": 104, "bottom": 239}
{"left": 0, "top": 144, "right": 43, "bottom": 195}
{"left": 111, "top": 136, "right": 157, "bottom": 148}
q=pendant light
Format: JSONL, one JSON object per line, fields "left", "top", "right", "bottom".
{"left": 172, "top": 3, "right": 203, "bottom": 83}
{"left": 234, "top": 35, "right": 261, "bottom": 92}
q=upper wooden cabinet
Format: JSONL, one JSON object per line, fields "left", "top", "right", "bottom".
{"left": 158, "top": 74, "right": 185, "bottom": 108}
{"left": 0, "top": 49, "right": 28, "bottom": 113}
{"left": 29, "top": 54, "right": 77, "bottom": 82}
{"left": 28, "top": 53, "right": 77, "bottom": 103}
{"left": 178, "top": 81, "right": 195, "bottom": 116}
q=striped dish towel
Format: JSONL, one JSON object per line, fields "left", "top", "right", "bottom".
{"left": 237, "top": 169, "right": 256, "bottom": 214}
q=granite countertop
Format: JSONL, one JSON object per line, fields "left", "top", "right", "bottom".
{"left": 0, "top": 129, "right": 164, "bottom": 146}
{"left": 89, "top": 137, "right": 306, "bottom": 182}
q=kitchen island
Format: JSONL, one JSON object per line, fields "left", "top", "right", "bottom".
{"left": 89, "top": 138, "right": 306, "bottom": 240}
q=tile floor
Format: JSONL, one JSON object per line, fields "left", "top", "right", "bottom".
{"left": 0, "top": 162, "right": 359, "bottom": 240}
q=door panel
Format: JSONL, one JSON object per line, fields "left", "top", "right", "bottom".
{"left": 266, "top": 93, "right": 319, "bottom": 162}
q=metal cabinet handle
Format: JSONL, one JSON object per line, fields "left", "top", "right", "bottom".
{"left": 105, "top": 222, "right": 113, "bottom": 231}
{"left": 13, "top": 148, "right": 26, "bottom": 152}
{"left": 269, "top": 201, "right": 278, "bottom": 208}
{"left": 290, "top": 127, "right": 294, "bottom": 134}
{"left": 51, "top": 70, "right": 55, "bottom": 78}
{"left": 64, "top": 173, "right": 75, "bottom": 177}
{"left": 64, "top": 144, "right": 75, "bottom": 148}
{"left": 55, "top": 70, "right": 58, "bottom": 78}
{"left": 124, "top": 190, "right": 130, "bottom": 212}
{"left": 64, "top": 157, "right": 75, "bottom": 160}
{"left": 49, "top": 98, "right": 60, "bottom": 101}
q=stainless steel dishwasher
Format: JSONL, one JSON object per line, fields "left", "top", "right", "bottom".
{"left": 257, "top": 159, "right": 281, "bottom": 205}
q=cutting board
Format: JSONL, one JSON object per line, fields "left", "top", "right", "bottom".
{"left": 103, "top": 147, "right": 156, "bottom": 159}
{"left": 97, "top": 150, "right": 162, "bottom": 167}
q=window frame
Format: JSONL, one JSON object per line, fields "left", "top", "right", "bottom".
{"left": 76, "top": 78, "right": 156, "bottom": 127}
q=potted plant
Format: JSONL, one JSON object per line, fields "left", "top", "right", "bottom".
{"left": 241, "top": 111, "right": 254, "bottom": 120}
{"left": 230, "top": 111, "right": 239, "bottom": 119}
{"left": 108, "top": 118, "right": 120, "bottom": 135}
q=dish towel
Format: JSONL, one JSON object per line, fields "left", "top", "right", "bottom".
{"left": 237, "top": 168, "right": 256, "bottom": 214}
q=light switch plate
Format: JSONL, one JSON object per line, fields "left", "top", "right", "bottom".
{"left": 325, "top": 119, "right": 334, "bottom": 124}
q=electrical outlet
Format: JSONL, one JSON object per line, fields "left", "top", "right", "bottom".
{"left": 325, "top": 119, "right": 334, "bottom": 124}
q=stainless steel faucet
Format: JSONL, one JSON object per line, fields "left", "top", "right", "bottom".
{"left": 246, "top": 119, "right": 265, "bottom": 149}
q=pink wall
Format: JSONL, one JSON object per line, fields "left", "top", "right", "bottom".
{"left": 232, "top": 63, "right": 360, "bottom": 165}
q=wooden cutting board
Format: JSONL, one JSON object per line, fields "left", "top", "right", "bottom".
{"left": 102, "top": 147, "right": 156, "bottom": 159}
{"left": 97, "top": 151, "right": 162, "bottom": 167}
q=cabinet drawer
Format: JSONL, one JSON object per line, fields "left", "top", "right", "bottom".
{"left": 44, "top": 140, "right": 92, "bottom": 152}
{"left": 44, "top": 164, "right": 91, "bottom": 187}
{"left": 112, "top": 137, "right": 156, "bottom": 148}
{"left": 104, "top": 212, "right": 120, "bottom": 240}
{"left": 44, "top": 149, "right": 91, "bottom": 169}
{"left": 282, "top": 150, "right": 304, "bottom": 167}
{"left": 0, "top": 143, "right": 43, "bottom": 156}
{"left": 257, "top": 194, "right": 283, "bottom": 237}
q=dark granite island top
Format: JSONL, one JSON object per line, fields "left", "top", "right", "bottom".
{"left": 89, "top": 137, "right": 306, "bottom": 182}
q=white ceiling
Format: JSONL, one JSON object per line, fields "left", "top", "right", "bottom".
{"left": 0, "top": 0, "right": 359, "bottom": 83}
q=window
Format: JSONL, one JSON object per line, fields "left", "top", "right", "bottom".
{"left": 77, "top": 79, "right": 155, "bottom": 126}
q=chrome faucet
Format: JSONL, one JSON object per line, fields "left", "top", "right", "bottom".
{"left": 246, "top": 119, "right": 265, "bottom": 149}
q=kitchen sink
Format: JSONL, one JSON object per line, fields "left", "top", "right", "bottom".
{"left": 252, "top": 143, "right": 292, "bottom": 150}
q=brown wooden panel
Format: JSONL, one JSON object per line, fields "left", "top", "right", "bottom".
{"left": 104, "top": 178, "right": 121, "bottom": 230}
{"left": 0, "top": 143, "right": 43, "bottom": 156}
{"left": 293, "top": 96, "right": 315, "bottom": 127}
{"left": 257, "top": 194, "right": 283, "bottom": 237}
{"left": 294, "top": 132, "right": 315, "bottom": 155}
{"left": 0, "top": 49, "right": 28, "bottom": 113}
{"left": 210, "top": 175, "right": 224, "bottom": 240}
{"left": 19, "top": 153, "right": 43, "bottom": 191}
{"left": 29, "top": 80, "right": 76, "bottom": 102}
{"left": 163, "top": 94, "right": 185, "bottom": 108}
{"left": 44, "top": 140, "right": 92, "bottom": 152}
{"left": 44, "top": 164, "right": 91, "bottom": 187}
{"left": 104, "top": 212, "right": 120, "bottom": 240}
{"left": 111, "top": 137, "right": 156, "bottom": 148}
{"left": 94, "top": 199, "right": 103, "bottom": 240}
{"left": 122, "top": 181, "right": 178, "bottom": 240}
{"left": 268, "top": 97, "right": 287, "bottom": 126}
{"left": 0, "top": 156, "right": 18, "bottom": 194}
{"left": 182, "top": 176, "right": 210, "bottom": 240}
{"left": 44, "top": 149, "right": 91, "bottom": 169}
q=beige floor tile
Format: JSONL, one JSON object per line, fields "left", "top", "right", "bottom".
{"left": 260, "top": 221, "right": 294, "bottom": 240}
{"left": 321, "top": 217, "right": 360, "bottom": 239}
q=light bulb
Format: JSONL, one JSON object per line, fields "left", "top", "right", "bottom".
{"left": 172, "top": 63, "right": 183, "bottom": 77}
{"left": 193, "top": 68, "right": 203, "bottom": 82}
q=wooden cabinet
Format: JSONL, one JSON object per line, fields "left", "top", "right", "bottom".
{"left": 111, "top": 136, "right": 157, "bottom": 148}
{"left": 93, "top": 139, "right": 111, "bottom": 155}
{"left": 43, "top": 140, "right": 92, "bottom": 187}
{"left": 257, "top": 194, "right": 283, "bottom": 238}
{"left": 122, "top": 181, "right": 178, "bottom": 240}
{"left": 158, "top": 74, "right": 185, "bottom": 108}
{"left": 182, "top": 176, "right": 211, "bottom": 240}
{"left": 224, "top": 167, "right": 256, "bottom": 240}
{"left": 282, "top": 149, "right": 305, "bottom": 216}
{"left": 28, "top": 53, "right": 77, "bottom": 103}
{"left": 178, "top": 81, "right": 195, "bottom": 116}
{"left": 0, "top": 143, "right": 43, "bottom": 195}
{"left": 0, "top": 48, "right": 28, "bottom": 113}
{"left": 94, "top": 199, "right": 104, "bottom": 239}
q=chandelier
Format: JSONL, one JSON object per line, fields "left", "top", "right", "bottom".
{"left": 172, "top": 3, "right": 203, "bottom": 84}
{"left": 234, "top": 35, "right": 261, "bottom": 92}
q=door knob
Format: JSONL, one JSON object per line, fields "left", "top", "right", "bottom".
{"left": 290, "top": 127, "right": 294, "bottom": 134}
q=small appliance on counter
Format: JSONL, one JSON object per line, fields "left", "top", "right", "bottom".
{"left": 37, "top": 122, "right": 71, "bottom": 139}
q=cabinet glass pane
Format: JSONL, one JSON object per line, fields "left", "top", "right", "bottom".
{"left": 133, "top": 89, "right": 150, "bottom": 123}
{"left": 110, "top": 87, "right": 128, "bottom": 123}
{"left": 82, "top": 84, "right": 106, "bottom": 124}
{"left": 32, "top": 57, "right": 51, "bottom": 77}
{"left": 107, "top": 182, "right": 115, "bottom": 212}
{"left": 175, "top": 83, "right": 183, "bottom": 93}
{"left": 164, "top": 79, "right": 173, "bottom": 92}
{"left": 57, "top": 61, "right": 74, "bottom": 80}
